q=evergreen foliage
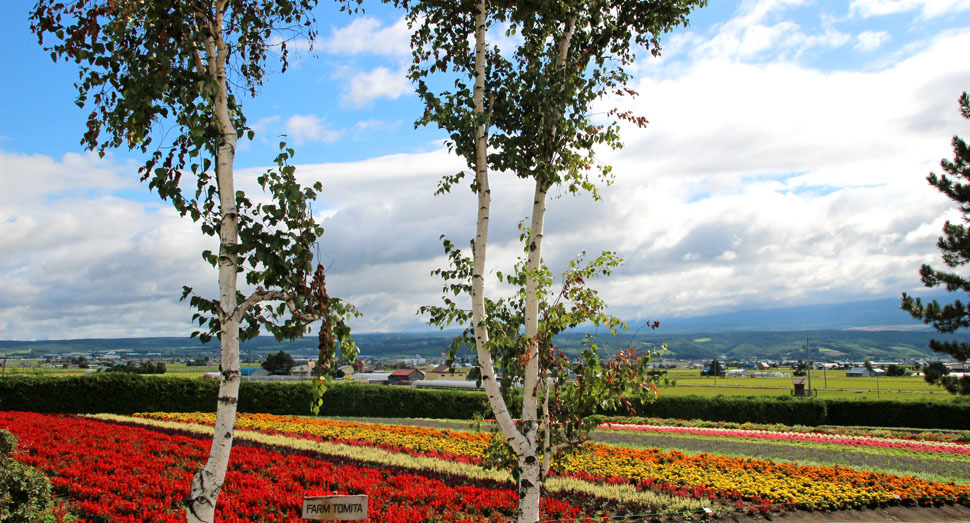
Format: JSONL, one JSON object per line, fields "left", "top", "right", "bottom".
{"left": 702, "top": 358, "right": 725, "bottom": 377}
{"left": 885, "top": 364, "right": 906, "bottom": 377}
{"left": 924, "top": 361, "right": 951, "bottom": 384}
{"left": 261, "top": 350, "right": 296, "bottom": 375}
{"left": 105, "top": 361, "right": 167, "bottom": 374}
{"left": 902, "top": 91, "right": 970, "bottom": 394}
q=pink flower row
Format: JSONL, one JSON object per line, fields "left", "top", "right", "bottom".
{"left": 598, "top": 423, "right": 970, "bottom": 455}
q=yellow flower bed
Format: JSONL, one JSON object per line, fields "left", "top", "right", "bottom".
{"left": 135, "top": 412, "right": 493, "bottom": 459}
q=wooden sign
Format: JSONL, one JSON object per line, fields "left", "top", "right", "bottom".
{"left": 302, "top": 495, "right": 368, "bottom": 521}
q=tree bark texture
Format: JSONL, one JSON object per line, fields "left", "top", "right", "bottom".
{"left": 515, "top": 14, "right": 577, "bottom": 522}
{"left": 517, "top": 180, "right": 549, "bottom": 523}
{"left": 465, "top": 2, "right": 535, "bottom": 521}
{"left": 187, "top": 4, "right": 242, "bottom": 521}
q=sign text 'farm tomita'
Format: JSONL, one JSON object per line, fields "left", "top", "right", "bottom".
{"left": 302, "top": 495, "right": 368, "bottom": 521}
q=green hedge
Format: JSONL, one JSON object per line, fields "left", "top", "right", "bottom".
{"left": 0, "top": 374, "right": 218, "bottom": 414}
{"left": 2, "top": 375, "right": 969, "bottom": 429}
{"left": 318, "top": 382, "right": 490, "bottom": 419}
{"left": 0, "top": 375, "right": 488, "bottom": 419}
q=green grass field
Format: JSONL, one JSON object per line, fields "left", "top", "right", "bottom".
{"left": 661, "top": 368, "right": 960, "bottom": 401}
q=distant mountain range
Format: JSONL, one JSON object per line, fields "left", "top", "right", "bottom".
{"left": 643, "top": 296, "right": 929, "bottom": 333}
{"left": 2, "top": 296, "right": 966, "bottom": 362}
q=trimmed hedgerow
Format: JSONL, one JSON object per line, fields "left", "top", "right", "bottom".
{"left": 2, "top": 375, "right": 969, "bottom": 428}
{"left": 0, "top": 375, "right": 488, "bottom": 419}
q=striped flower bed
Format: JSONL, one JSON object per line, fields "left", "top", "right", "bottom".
{"left": 135, "top": 411, "right": 491, "bottom": 463}
{"left": 0, "top": 412, "right": 606, "bottom": 522}
{"left": 600, "top": 423, "right": 970, "bottom": 454}
{"left": 134, "top": 412, "right": 970, "bottom": 511}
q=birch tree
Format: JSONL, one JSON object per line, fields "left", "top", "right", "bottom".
{"left": 422, "top": 238, "right": 670, "bottom": 475}
{"left": 29, "top": 1, "right": 360, "bottom": 521}
{"left": 404, "top": 1, "right": 704, "bottom": 521}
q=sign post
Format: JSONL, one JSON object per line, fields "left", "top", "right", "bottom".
{"left": 302, "top": 495, "right": 368, "bottom": 521}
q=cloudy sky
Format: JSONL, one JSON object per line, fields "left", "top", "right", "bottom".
{"left": 1, "top": 0, "right": 969, "bottom": 340}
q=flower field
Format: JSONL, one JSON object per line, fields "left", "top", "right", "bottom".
{"left": 0, "top": 412, "right": 608, "bottom": 522}
{"left": 592, "top": 420, "right": 970, "bottom": 485}
{"left": 134, "top": 411, "right": 494, "bottom": 465}
{"left": 3, "top": 410, "right": 970, "bottom": 521}
{"left": 132, "top": 411, "right": 970, "bottom": 511}
{"left": 600, "top": 423, "right": 970, "bottom": 454}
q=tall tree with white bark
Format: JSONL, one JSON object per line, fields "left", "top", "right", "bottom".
{"left": 29, "top": 1, "right": 360, "bottom": 521}
{"left": 404, "top": 0, "right": 705, "bottom": 521}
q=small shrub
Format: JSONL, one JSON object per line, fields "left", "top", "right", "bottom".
{"left": 0, "top": 430, "right": 59, "bottom": 522}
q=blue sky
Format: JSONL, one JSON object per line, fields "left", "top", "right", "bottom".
{"left": 2, "top": 0, "right": 970, "bottom": 339}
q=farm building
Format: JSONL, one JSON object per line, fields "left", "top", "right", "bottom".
{"left": 289, "top": 361, "right": 316, "bottom": 378}
{"left": 350, "top": 372, "right": 391, "bottom": 385}
{"left": 413, "top": 379, "right": 483, "bottom": 391}
{"left": 845, "top": 367, "right": 885, "bottom": 377}
{"left": 241, "top": 367, "right": 270, "bottom": 379}
{"left": 388, "top": 368, "right": 425, "bottom": 385}
{"left": 426, "top": 364, "right": 470, "bottom": 380}
{"left": 748, "top": 371, "right": 790, "bottom": 378}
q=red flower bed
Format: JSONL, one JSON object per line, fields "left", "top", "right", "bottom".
{"left": 0, "top": 412, "right": 593, "bottom": 522}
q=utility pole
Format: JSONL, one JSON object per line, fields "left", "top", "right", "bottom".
{"left": 805, "top": 331, "right": 813, "bottom": 395}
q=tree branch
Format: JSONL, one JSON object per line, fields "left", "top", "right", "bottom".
{"left": 232, "top": 288, "right": 322, "bottom": 324}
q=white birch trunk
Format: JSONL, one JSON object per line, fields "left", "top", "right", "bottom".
{"left": 514, "top": 14, "right": 577, "bottom": 522}
{"left": 517, "top": 180, "right": 549, "bottom": 523}
{"left": 464, "top": 2, "right": 535, "bottom": 520}
{"left": 468, "top": 0, "right": 524, "bottom": 441}
{"left": 187, "top": 4, "right": 242, "bottom": 520}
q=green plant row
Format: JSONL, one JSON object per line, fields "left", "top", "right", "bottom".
{"left": 2, "top": 375, "right": 970, "bottom": 429}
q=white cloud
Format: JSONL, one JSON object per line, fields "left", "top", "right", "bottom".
{"left": 0, "top": 153, "right": 216, "bottom": 339}
{"left": 342, "top": 66, "right": 411, "bottom": 108}
{"left": 855, "top": 30, "right": 892, "bottom": 52}
{"left": 320, "top": 16, "right": 411, "bottom": 57}
{"left": 251, "top": 115, "right": 281, "bottom": 135}
{"left": 354, "top": 119, "right": 402, "bottom": 135}
{"left": 850, "top": 0, "right": 970, "bottom": 19}
{"left": 563, "top": 29, "right": 970, "bottom": 321}
{"left": 0, "top": 151, "right": 134, "bottom": 205}
{"left": 5, "top": 6, "right": 970, "bottom": 338}
{"left": 284, "top": 114, "right": 344, "bottom": 145}
{"left": 681, "top": 0, "right": 849, "bottom": 63}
